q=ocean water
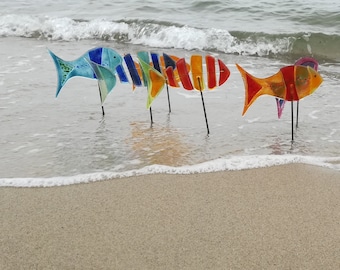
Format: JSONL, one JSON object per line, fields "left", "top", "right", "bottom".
{"left": 0, "top": 0, "right": 339, "bottom": 187}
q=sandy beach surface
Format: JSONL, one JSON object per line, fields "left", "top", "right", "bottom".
{"left": 1, "top": 164, "right": 340, "bottom": 270}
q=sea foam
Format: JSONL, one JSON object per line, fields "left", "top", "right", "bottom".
{"left": 1, "top": 155, "right": 339, "bottom": 188}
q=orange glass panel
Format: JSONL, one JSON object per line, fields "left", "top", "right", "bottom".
{"left": 190, "top": 55, "right": 205, "bottom": 91}
{"left": 149, "top": 69, "right": 165, "bottom": 98}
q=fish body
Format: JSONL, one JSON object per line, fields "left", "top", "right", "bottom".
{"left": 275, "top": 57, "right": 319, "bottom": 118}
{"left": 236, "top": 64, "right": 323, "bottom": 115}
{"left": 48, "top": 47, "right": 122, "bottom": 97}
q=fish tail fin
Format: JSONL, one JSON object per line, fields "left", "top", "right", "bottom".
{"left": 48, "top": 49, "right": 75, "bottom": 97}
{"left": 236, "top": 64, "right": 263, "bottom": 115}
{"left": 87, "top": 60, "right": 117, "bottom": 104}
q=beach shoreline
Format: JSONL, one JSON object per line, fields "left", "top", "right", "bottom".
{"left": 1, "top": 164, "right": 340, "bottom": 269}
{"left": 1, "top": 1, "right": 340, "bottom": 269}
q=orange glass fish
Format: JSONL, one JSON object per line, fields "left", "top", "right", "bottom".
{"left": 236, "top": 64, "right": 323, "bottom": 115}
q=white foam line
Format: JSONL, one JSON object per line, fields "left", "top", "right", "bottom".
{"left": 1, "top": 155, "right": 339, "bottom": 188}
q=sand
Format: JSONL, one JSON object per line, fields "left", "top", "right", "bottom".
{"left": 1, "top": 164, "right": 340, "bottom": 269}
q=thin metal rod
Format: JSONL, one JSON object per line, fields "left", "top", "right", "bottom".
{"left": 296, "top": 100, "right": 299, "bottom": 128}
{"left": 98, "top": 83, "right": 105, "bottom": 116}
{"left": 166, "top": 83, "right": 171, "bottom": 113}
{"left": 198, "top": 78, "right": 210, "bottom": 135}
{"left": 291, "top": 101, "right": 294, "bottom": 142}
{"left": 149, "top": 107, "right": 153, "bottom": 126}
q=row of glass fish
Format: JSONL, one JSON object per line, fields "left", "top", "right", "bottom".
{"left": 48, "top": 47, "right": 323, "bottom": 117}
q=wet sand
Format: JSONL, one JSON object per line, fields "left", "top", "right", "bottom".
{"left": 1, "top": 164, "right": 340, "bottom": 269}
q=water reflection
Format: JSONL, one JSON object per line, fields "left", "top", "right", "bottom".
{"left": 127, "top": 121, "right": 191, "bottom": 167}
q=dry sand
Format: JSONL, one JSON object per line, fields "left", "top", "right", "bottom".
{"left": 1, "top": 164, "right": 340, "bottom": 269}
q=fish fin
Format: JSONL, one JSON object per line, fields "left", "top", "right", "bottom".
{"left": 236, "top": 64, "right": 263, "bottom": 115}
{"left": 294, "top": 57, "right": 319, "bottom": 71}
{"left": 48, "top": 49, "right": 75, "bottom": 97}
{"left": 138, "top": 56, "right": 166, "bottom": 109}
{"left": 87, "top": 60, "right": 117, "bottom": 104}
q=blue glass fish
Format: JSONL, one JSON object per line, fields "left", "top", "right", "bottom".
{"left": 48, "top": 47, "right": 123, "bottom": 102}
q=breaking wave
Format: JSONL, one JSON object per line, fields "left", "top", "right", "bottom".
{"left": 1, "top": 15, "right": 339, "bottom": 62}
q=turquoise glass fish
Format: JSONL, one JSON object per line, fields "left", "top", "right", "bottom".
{"left": 48, "top": 47, "right": 123, "bottom": 102}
